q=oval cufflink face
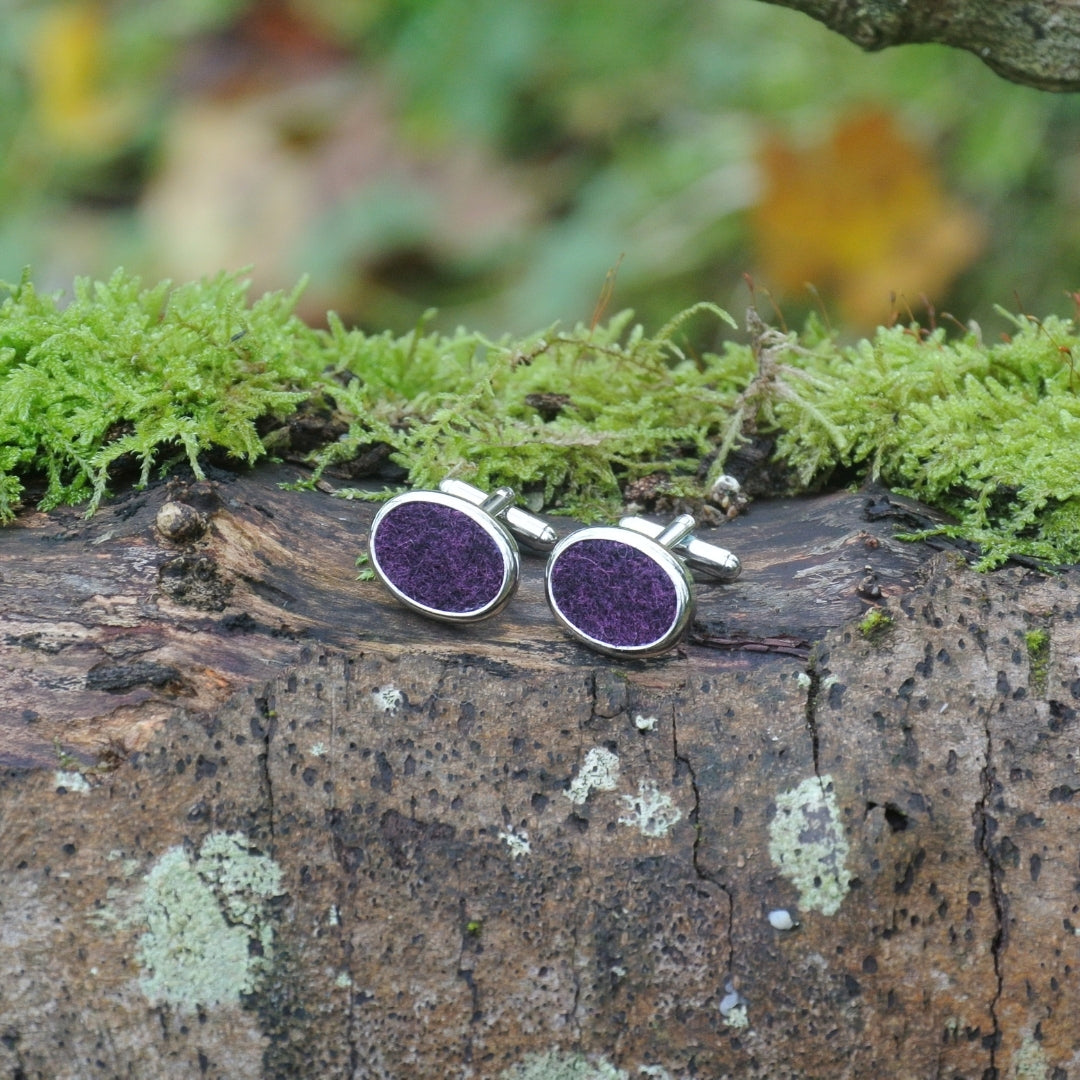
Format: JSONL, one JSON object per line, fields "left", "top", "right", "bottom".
{"left": 545, "top": 528, "right": 693, "bottom": 657}
{"left": 369, "top": 492, "right": 519, "bottom": 622}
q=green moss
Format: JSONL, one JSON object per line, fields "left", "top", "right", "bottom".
{"left": 1025, "top": 628, "right": 1050, "bottom": 693}
{"left": 317, "top": 300, "right": 746, "bottom": 520}
{"left": 5, "top": 266, "right": 1080, "bottom": 568}
{"left": 0, "top": 269, "right": 320, "bottom": 520}
{"left": 52, "top": 737, "right": 82, "bottom": 770}
{"left": 758, "top": 311, "right": 1080, "bottom": 569}
{"left": 858, "top": 608, "right": 894, "bottom": 641}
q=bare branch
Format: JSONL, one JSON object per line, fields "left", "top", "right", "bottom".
{"left": 758, "top": 0, "right": 1080, "bottom": 91}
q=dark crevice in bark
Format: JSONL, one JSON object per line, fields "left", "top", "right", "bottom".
{"left": 454, "top": 926, "right": 481, "bottom": 1076}
{"left": 344, "top": 922, "right": 361, "bottom": 1080}
{"left": 563, "top": 671, "right": 592, "bottom": 1048}
{"left": 330, "top": 660, "right": 361, "bottom": 1080}
{"left": 975, "top": 718, "right": 1005, "bottom": 1080}
{"left": 255, "top": 686, "right": 277, "bottom": 844}
{"left": 804, "top": 659, "right": 823, "bottom": 781}
{"left": 100, "top": 1026, "right": 121, "bottom": 1073}
{"left": 673, "top": 704, "right": 735, "bottom": 981}
{"left": 10, "top": 1037, "right": 28, "bottom": 1080}
{"left": 347, "top": 1018, "right": 360, "bottom": 1080}
{"left": 429, "top": 660, "right": 453, "bottom": 722}
{"left": 567, "top": 920, "right": 583, "bottom": 1043}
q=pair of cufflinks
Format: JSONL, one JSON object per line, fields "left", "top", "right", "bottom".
{"left": 367, "top": 478, "right": 740, "bottom": 658}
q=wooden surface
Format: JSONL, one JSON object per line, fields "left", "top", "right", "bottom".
{"left": 1, "top": 465, "right": 1078, "bottom": 1079}
{"left": 0, "top": 466, "right": 926, "bottom": 769}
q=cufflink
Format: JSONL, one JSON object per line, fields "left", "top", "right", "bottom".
{"left": 545, "top": 513, "right": 739, "bottom": 657}
{"left": 368, "top": 478, "right": 556, "bottom": 623}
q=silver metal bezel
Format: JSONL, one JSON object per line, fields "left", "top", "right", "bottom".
{"left": 544, "top": 526, "right": 694, "bottom": 658}
{"left": 369, "top": 490, "right": 520, "bottom": 623}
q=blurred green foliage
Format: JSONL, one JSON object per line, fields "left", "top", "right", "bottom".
{"left": 2, "top": 0, "right": 1080, "bottom": 341}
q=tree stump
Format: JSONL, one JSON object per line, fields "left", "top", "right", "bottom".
{"left": 1, "top": 466, "right": 1077, "bottom": 1079}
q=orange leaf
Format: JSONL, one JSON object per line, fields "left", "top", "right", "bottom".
{"left": 751, "top": 110, "right": 984, "bottom": 327}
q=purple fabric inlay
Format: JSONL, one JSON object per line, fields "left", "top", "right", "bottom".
{"left": 549, "top": 538, "right": 678, "bottom": 648}
{"left": 373, "top": 501, "right": 505, "bottom": 613}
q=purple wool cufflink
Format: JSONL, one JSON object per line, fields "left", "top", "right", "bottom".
{"left": 368, "top": 478, "right": 556, "bottom": 624}
{"left": 545, "top": 514, "right": 740, "bottom": 658}
{"left": 371, "top": 500, "right": 508, "bottom": 615}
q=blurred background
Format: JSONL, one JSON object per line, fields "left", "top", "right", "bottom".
{"left": 3, "top": 0, "right": 1080, "bottom": 342}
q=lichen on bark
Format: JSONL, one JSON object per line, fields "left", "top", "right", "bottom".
{"left": 135, "top": 832, "right": 284, "bottom": 1012}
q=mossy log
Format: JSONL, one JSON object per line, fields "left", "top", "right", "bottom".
{"left": 2, "top": 465, "right": 1078, "bottom": 1079}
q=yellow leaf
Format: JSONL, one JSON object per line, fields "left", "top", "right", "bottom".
{"left": 30, "top": 1, "right": 135, "bottom": 154}
{"left": 751, "top": 110, "right": 984, "bottom": 327}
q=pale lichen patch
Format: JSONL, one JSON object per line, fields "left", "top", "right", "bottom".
{"left": 371, "top": 685, "right": 403, "bottom": 713}
{"left": 196, "top": 832, "right": 283, "bottom": 928}
{"left": 719, "top": 979, "right": 747, "bottom": 1026}
{"left": 499, "top": 1050, "right": 629, "bottom": 1079}
{"left": 1012, "top": 1034, "right": 1050, "bottom": 1079}
{"left": 103, "top": 850, "right": 143, "bottom": 888}
{"left": 633, "top": 714, "right": 658, "bottom": 732}
{"left": 564, "top": 747, "right": 620, "bottom": 805}
{"left": 135, "top": 832, "right": 285, "bottom": 1012}
{"left": 136, "top": 848, "right": 252, "bottom": 1010}
{"left": 768, "top": 774, "right": 851, "bottom": 916}
{"left": 498, "top": 829, "right": 531, "bottom": 859}
{"left": 618, "top": 780, "right": 682, "bottom": 838}
{"left": 54, "top": 770, "right": 91, "bottom": 794}
{"left": 723, "top": 1002, "right": 749, "bottom": 1028}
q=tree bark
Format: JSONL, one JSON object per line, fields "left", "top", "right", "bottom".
{"left": 757, "top": 0, "right": 1080, "bottom": 91}
{"left": 1, "top": 466, "right": 1078, "bottom": 1078}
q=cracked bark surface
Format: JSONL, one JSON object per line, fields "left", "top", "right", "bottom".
{"left": 757, "top": 0, "right": 1080, "bottom": 92}
{"left": 2, "top": 464, "right": 1079, "bottom": 1078}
